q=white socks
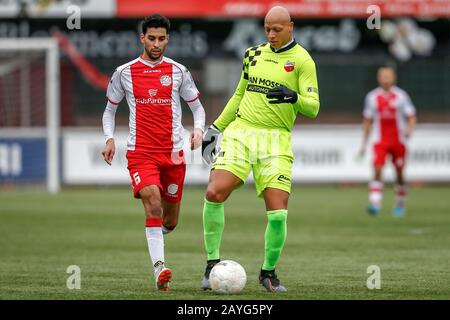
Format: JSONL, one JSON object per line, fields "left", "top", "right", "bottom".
{"left": 145, "top": 227, "right": 165, "bottom": 270}
{"left": 369, "top": 181, "right": 383, "bottom": 209}
{"left": 395, "top": 184, "right": 407, "bottom": 207}
{"left": 369, "top": 181, "right": 407, "bottom": 209}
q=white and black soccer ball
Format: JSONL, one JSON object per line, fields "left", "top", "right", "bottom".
{"left": 209, "top": 260, "right": 247, "bottom": 294}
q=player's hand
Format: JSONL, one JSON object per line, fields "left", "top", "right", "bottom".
{"left": 202, "top": 124, "right": 221, "bottom": 165}
{"left": 102, "top": 138, "right": 115, "bottom": 165}
{"left": 266, "top": 86, "right": 298, "bottom": 104}
{"left": 190, "top": 128, "right": 203, "bottom": 150}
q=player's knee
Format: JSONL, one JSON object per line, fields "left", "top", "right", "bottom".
{"left": 144, "top": 199, "right": 163, "bottom": 218}
{"left": 205, "top": 186, "right": 227, "bottom": 203}
{"left": 267, "top": 199, "right": 288, "bottom": 211}
{"left": 162, "top": 223, "right": 176, "bottom": 234}
{"left": 164, "top": 222, "right": 177, "bottom": 230}
{"left": 163, "top": 215, "right": 178, "bottom": 230}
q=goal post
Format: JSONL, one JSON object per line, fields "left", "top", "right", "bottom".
{"left": 0, "top": 38, "right": 60, "bottom": 193}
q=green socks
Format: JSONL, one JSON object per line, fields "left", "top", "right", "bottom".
{"left": 203, "top": 200, "right": 287, "bottom": 271}
{"left": 203, "top": 199, "right": 225, "bottom": 261}
{"left": 263, "top": 209, "right": 288, "bottom": 271}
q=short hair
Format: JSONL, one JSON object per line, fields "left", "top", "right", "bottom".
{"left": 378, "top": 64, "right": 396, "bottom": 74}
{"left": 141, "top": 14, "right": 171, "bottom": 34}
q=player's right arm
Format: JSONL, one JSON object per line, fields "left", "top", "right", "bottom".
{"left": 360, "top": 117, "right": 373, "bottom": 156}
{"left": 102, "top": 68, "right": 125, "bottom": 165}
{"left": 212, "top": 75, "right": 247, "bottom": 131}
{"left": 212, "top": 51, "right": 249, "bottom": 132}
{"left": 360, "top": 94, "right": 374, "bottom": 156}
{"left": 202, "top": 51, "right": 249, "bottom": 164}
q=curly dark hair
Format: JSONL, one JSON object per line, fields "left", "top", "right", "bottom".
{"left": 141, "top": 14, "right": 171, "bottom": 34}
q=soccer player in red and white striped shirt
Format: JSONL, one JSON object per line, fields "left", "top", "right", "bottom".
{"left": 101, "top": 15, "right": 205, "bottom": 291}
{"left": 359, "top": 66, "right": 417, "bottom": 217}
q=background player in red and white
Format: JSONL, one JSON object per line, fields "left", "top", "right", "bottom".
{"left": 359, "top": 66, "right": 417, "bottom": 217}
{"left": 101, "top": 15, "right": 205, "bottom": 291}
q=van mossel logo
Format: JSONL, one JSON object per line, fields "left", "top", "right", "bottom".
{"left": 149, "top": 89, "right": 158, "bottom": 97}
{"left": 284, "top": 61, "right": 295, "bottom": 72}
{"left": 160, "top": 75, "right": 172, "bottom": 86}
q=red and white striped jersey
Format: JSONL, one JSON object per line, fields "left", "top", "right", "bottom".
{"left": 363, "top": 86, "right": 416, "bottom": 145}
{"left": 107, "top": 56, "right": 200, "bottom": 152}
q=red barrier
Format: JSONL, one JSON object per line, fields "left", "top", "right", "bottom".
{"left": 117, "top": 0, "right": 450, "bottom": 18}
{"left": 52, "top": 31, "right": 109, "bottom": 91}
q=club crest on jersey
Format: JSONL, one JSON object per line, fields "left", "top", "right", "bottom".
{"left": 167, "top": 184, "right": 178, "bottom": 195}
{"left": 284, "top": 61, "right": 295, "bottom": 72}
{"left": 160, "top": 75, "right": 172, "bottom": 86}
{"left": 148, "top": 89, "right": 158, "bottom": 97}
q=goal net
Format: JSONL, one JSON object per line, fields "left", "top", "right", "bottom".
{"left": 0, "top": 38, "right": 60, "bottom": 193}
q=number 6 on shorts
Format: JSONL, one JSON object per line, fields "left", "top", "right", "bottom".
{"left": 133, "top": 172, "right": 141, "bottom": 185}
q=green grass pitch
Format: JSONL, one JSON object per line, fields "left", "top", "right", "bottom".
{"left": 0, "top": 185, "right": 449, "bottom": 299}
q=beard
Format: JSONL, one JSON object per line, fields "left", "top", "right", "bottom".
{"left": 145, "top": 47, "right": 163, "bottom": 61}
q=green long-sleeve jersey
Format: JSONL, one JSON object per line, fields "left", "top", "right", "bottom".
{"left": 213, "top": 41, "right": 320, "bottom": 132}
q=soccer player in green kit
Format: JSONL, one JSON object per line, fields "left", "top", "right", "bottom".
{"left": 201, "top": 6, "right": 320, "bottom": 292}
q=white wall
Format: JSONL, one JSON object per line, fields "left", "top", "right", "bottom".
{"left": 62, "top": 125, "right": 450, "bottom": 185}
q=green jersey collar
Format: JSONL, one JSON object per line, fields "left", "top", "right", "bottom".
{"left": 270, "top": 38, "right": 296, "bottom": 53}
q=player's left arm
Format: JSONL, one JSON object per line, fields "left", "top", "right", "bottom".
{"left": 187, "top": 98, "right": 206, "bottom": 150}
{"left": 402, "top": 92, "right": 417, "bottom": 139}
{"left": 405, "top": 115, "right": 417, "bottom": 139}
{"left": 294, "top": 59, "right": 320, "bottom": 118}
{"left": 266, "top": 59, "right": 320, "bottom": 118}
{"left": 180, "top": 67, "right": 205, "bottom": 150}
